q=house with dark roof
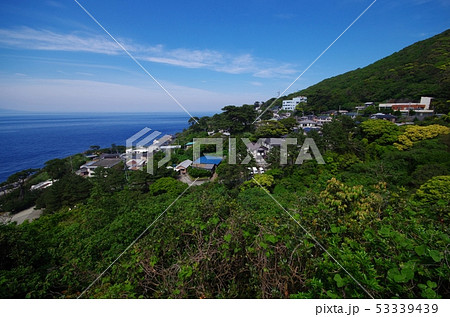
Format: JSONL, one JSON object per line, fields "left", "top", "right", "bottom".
{"left": 79, "top": 158, "right": 122, "bottom": 177}
{"left": 343, "top": 112, "right": 358, "bottom": 119}
{"left": 100, "top": 153, "right": 121, "bottom": 159}
{"left": 316, "top": 115, "right": 333, "bottom": 124}
{"left": 370, "top": 113, "right": 397, "bottom": 122}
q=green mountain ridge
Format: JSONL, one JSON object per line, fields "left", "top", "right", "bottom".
{"left": 284, "top": 29, "right": 450, "bottom": 113}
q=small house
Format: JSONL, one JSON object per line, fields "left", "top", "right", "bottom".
{"left": 370, "top": 113, "right": 397, "bottom": 122}
{"left": 298, "top": 120, "right": 318, "bottom": 129}
{"left": 175, "top": 159, "right": 193, "bottom": 174}
{"left": 79, "top": 158, "right": 122, "bottom": 177}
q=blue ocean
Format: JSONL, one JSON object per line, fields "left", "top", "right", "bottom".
{"left": 0, "top": 112, "right": 211, "bottom": 182}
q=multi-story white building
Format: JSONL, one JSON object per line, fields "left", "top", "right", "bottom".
{"left": 281, "top": 96, "right": 307, "bottom": 111}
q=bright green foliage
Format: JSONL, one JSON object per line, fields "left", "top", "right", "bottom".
{"left": 241, "top": 174, "right": 274, "bottom": 191}
{"left": 0, "top": 166, "right": 448, "bottom": 299}
{"left": 360, "top": 119, "right": 400, "bottom": 145}
{"left": 394, "top": 124, "right": 450, "bottom": 150}
{"left": 320, "top": 178, "right": 387, "bottom": 221}
{"left": 414, "top": 175, "right": 450, "bottom": 221}
{"left": 148, "top": 177, "right": 188, "bottom": 196}
{"left": 415, "top": 175, "right": 450, "bottom": 203}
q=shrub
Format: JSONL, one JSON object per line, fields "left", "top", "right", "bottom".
{"left": 187, "top": 167, "right": 212, "bottom": 178}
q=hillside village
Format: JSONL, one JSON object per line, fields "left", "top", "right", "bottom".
{"left": 64, "top": 94, "right": 444, "bottom": 186}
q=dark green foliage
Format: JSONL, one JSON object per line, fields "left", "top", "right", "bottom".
{"left": 44, "top": 159, "right": 70, "bottom": 180}
{"left": 321, "top": 116, "right": 361, "bottom": 154}
{"left": 279, "top": 117, "right": 297, "bottom": 131}
{"left": 187, "top": 167, "right": 212, "bottom": 178}
{"left": 36, "top": 174, "right": 92, "bottom": 212}
{"left": 91, "top": 166, "right": 126, "bottom": 195}
{"left": 182, "top": 104, "right": 256, "bottom": 136}
{"left": 220, "top": 104, "right": 257, "bottom": 133}
{"left": 127, "top": 170, "right": 152, "bottom": 193}
{"left": 216, "top": 162, "right": 251, "bottom": 189}
{"left": 255, "top": 120, "right": 288, "bottom": 138}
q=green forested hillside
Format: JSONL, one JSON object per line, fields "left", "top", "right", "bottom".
{"left": 1, "top": 114, "right": 449, "bottom": 299}
{"left": 285, "top": 29, "right": 450, "bottom": 112}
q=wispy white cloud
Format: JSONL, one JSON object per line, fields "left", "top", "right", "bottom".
{"left": 45, "top": 1, "right": 65, "bottom": 8}
{"left": 75, "top": 71, "right": 94, "bottom": 76}
{"left": 253, "top": 65, "right": 298, "bottom": 78}
{"left": 0, "top": 27, "right": 124, "bottom": 55}
{"left": 0, "top": 78, "right": 264, "bottom": 112}
{"left": 0, "top": 27, "right": 297, "bottom": 78}
{"left": 410, "top": 0, "right": 450, "bottom": 6}
{"left": 13, "top": 73, "right": 28, "bottom": 77}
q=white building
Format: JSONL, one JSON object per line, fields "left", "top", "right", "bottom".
{"left": 298, "top": 120, "right": 318, "bottom": 128}
{"left": 281, "top": 96, "right": 307, "bottom": 111}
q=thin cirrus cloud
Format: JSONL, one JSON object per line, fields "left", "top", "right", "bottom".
{"left": 0, "top": 78, "right": 261, "bottom": 112}
{"left": 0, "top": 26, "right": 297, "bottom": 78}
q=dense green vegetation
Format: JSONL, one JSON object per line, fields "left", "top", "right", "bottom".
{"left": 280, "top": 29, "right": 450, "bottom": 113}
{"left": 1, "top": 113, "right": 449, "bottom": 299}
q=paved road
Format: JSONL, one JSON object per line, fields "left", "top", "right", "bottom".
{"left": 0, "top": 206, "right": 43, "bottom": 225}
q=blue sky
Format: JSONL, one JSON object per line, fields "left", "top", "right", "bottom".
{"left": 0, "top": 0, "right": 449, "bottom": 113}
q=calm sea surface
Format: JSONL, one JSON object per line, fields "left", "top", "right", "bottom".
{"left": 0, "top": 112, "right": 210, "bottom": 182}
